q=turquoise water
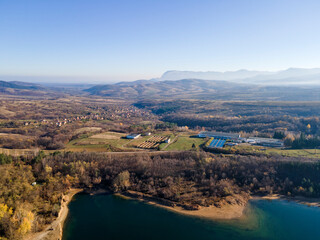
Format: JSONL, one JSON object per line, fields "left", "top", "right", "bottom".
{"left": 62, "top": 194, "right": 320, "bottom": 240}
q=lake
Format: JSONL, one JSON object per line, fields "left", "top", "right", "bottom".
{"left": 63, "top": 193, "right": 320, "bottom": 240}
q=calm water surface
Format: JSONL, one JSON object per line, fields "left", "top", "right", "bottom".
{"left": 63, "top": 193, "right": 320, "bottom": 240}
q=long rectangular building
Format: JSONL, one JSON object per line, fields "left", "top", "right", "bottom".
{"left": 247, "top": 137, "right": 284, "bottom": 147}
{"left": 198, "top": 131, "right": 240, "bottom": 140}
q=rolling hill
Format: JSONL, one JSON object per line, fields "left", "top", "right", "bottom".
{"left": 0, "top": 80, "right": 49, "bottom": 96}
{"left": 85, "top": 79, "right": 250, "bottom": 99}
{"left": 85, "top": 78, "right": 320, "bottom": 101}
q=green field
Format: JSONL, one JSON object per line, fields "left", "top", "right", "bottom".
{"left": 165, "top": 135, "right": 206, "bottom": 151}
{"left": 67, "top": 131, "right": 131, "bottom": 151}
{"left": 226, "top": 144, "right": 320, "bottom": 158}
{"left": 265, "top": 148, "right": 320, "bottom": 158}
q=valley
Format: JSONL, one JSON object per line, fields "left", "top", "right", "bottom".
{"left": 1, "top": 78, "right": 320, "bottom": 240}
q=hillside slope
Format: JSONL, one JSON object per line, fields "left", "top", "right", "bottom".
{"left": 0, "top": 80, "right": 50, "bottom": 96}
{"left": 85, "top": 79, "right": 320, "bottom": 101}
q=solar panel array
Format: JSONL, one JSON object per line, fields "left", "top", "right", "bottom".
{"left": 208, "top": 139, "right": 226, "bottom": 148}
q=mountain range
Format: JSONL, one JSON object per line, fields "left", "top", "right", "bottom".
{"left": 85, "top": 78, "right": 320, "bottom": 101}
{"left": 158, "top": 68, "right": 320, "bottom": 85}
{"left": 2, "top": 68, "right": 320, "bottom": 100}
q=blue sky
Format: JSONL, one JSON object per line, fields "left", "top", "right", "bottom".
{"left": 1, "top": 0, "right": 320, "bottom": 82}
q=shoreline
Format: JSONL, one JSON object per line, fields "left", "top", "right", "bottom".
{"left": 116, "top": 190, "right": 248, "bottom": 221}
{"left": 25, "top": 188, "right": 83, "bottom": 240}
{"left": 27, "top": 190, "right": 320, "bottom": 240}
{"left": 253, "top": 194, "right": 320, "bottom": 207}
{"left": 117, "top": 191, "right": 320, "bottom": 221}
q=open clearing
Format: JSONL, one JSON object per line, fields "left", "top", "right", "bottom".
{"left": 0, "top": 133, "right": 23, "bottom": 137}
{"left": 74, "top": 127, "right": 102, "bottom": 134}
{"left": 165, "top": 135, "right": 206, "bottom": 151}
{"left": 266, "top": 148, "right": 320, "bottom": 158}
{"left": 67, "top": 131, "right": 132, "bottom": 152}
{"left": 89, "top": 132, "right": 125, "bottom": 139}
{"left": 228, "top": 144, "right": 320, "bottom": 158}
{"left": 0, "top": 106, "right": 16, "bottom": 118}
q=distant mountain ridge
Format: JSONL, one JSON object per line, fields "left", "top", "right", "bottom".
{"left": 2, "top": 67, "right": 320, "bottom": 100}
{"left": 160, "top": 69, "right": 271, "bottom": 81}
{"left": 159, "top": 68, "right": 320, "bottom": 85}
{"left": 85, "top": 78, "right": 247, "bottom": 99}
{"left": 85, "top": 78, "right": 320, "bottom": 101}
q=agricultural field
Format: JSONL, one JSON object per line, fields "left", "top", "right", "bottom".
{"left": 66, "top": 131, "right": 202, "bottom": 152}
{"left": 225, "top": 144, "right": 320, "bottom": 158}
{"left": 265, "top": 148, "right": 320, "bottom": 158}
{"left": 164, "top": 135, "right": 207, "bottom": 151}
{"left": 67, "top": 131, "right": 161, "bottom": 152}
{"left": 74, "top": 127, "right": 102, "bottom": 134}
{"left": 89, "top": 131, "right": 124, "bottom": 140}
{"left": 67, "top": 131, "right": 131, "bottom": 152}
{"left": 0, "top": 147, "right": 40, "bottom": 157}
{"left": 137, "top": 135, "right": 168, "bottom": 149}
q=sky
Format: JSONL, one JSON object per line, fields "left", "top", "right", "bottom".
{"left": 1, "top": 0, "right": 320, "bottom": 83}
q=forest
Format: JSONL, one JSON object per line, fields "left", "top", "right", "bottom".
{"left": 1, "top": 151, "right": 320, "bottom": 239}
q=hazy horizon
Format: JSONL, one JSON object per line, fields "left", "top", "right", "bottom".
{"left": 1, "top": 67, "right": 320, "bottom": 84}
{"left": 1, "top": 0, "right": 320, "bottom": 82}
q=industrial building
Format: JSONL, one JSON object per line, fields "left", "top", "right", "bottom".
{"left": 247, "top": 137, "right": 284, "bottom": 148}
{"left": 198, "top": 131, "right": 284, "bottom": 148}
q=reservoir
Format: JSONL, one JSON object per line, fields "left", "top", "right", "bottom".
{"left": 63, "top": 193, "right": 320, "bottom": 240}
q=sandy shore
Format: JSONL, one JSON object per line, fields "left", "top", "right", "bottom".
{"left": 116, "top": 191, "right": 247, "bottom": 220}
{"left": 147, "top": 193, "right": 320, "bottom": 220}
{"left": 117, "top": 192, "right": 320, "bottom": 221}
{"left": 254, "top": 194, "right": 320, "bottom": 207}
{"left": 155, "top": 202, "right": 246, "bottom": 220}
{"left": 25, "top": 188, "right": 83, "bottom": 240}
